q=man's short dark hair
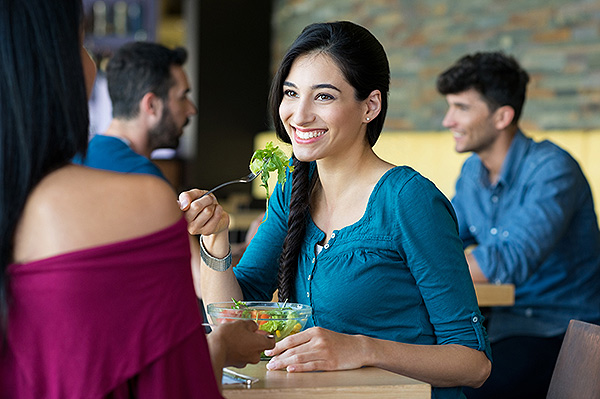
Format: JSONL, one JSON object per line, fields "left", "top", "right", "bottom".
{"left": 106, "top": 42, "right": 187, "bottom": 119}
{"left": 436, "top": 51, "right": 530, "bottom": 124}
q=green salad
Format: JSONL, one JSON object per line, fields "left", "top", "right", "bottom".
{"left": 249, "top": 141, "right": 293, "bottom": 203}
{"left": 230, "top": 298, "right": 302, "bottom": 340}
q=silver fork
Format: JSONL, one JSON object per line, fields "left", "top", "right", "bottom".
{"left": 198, "top": 170, "right": 262, "bottom": 199}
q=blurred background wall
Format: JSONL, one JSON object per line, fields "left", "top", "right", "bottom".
{"left": 272, "top": 0, "right": 600, "bottom": 132}
{"left": 84, "top": 0, "right": 600, "bottom": 200}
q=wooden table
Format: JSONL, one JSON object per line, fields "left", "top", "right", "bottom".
{"left": 223, "top": 361, "right": 431, "bottom": 399}
{"left": 474, "top": 283, "right": 515, "bottom": 307}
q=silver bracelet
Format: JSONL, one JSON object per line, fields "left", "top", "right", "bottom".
{"left": 199, "top": 235, "right": 232, "bottom": 272}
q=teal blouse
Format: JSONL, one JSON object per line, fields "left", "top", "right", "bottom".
{"left": 235, "top": 164, "right": 490, "bottom": 399}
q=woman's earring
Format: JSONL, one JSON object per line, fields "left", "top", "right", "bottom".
{"left": 366, "top": 117, "right": 370, "bottom": 121}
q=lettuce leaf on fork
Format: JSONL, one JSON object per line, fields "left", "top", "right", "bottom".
{"left": 249, "top": 141, "right": 293, "bottom": 205}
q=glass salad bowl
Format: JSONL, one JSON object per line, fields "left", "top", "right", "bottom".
{"left": 206, "top": 300, "right": 312, "bottom": 341}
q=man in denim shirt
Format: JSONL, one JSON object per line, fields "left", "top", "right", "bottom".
{"left": 436, "top": 51, "right": 600, "bottom": 399}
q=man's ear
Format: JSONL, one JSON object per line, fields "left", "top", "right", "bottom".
{"left": 493, "top": 105, "right": 515, "bottom": 130}
{"left": 140, "top": 92, "right": 163, "bottom": 118}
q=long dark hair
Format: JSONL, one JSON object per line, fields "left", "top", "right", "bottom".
{"left": 0, "top": 0, "right": 89, "bottom": 332}
{"left": 268, "top": 21, "right": 390, "bottom": 301}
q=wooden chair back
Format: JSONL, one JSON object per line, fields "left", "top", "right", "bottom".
{"left": 546, "top": 319, "right": 600, "bottom": 399}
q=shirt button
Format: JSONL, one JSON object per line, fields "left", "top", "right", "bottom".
{"left": 472, "top": 316, "right": 479, "bottom": 323}
{"left": 469, "top": 225, "right": 477, "bottom": 233}
{"left": 307, "top": 275, "right": 311, "bottom": 281}
{"left": 324, "top": 243, "right": 330, "bottom": 249}
{"left": 491, "top": 196, "right": 498, "bottom": 203}
{"left": 312, "top": 258, "right": 315, "bottom": 264}
{"left": 525, "top": 308, "right": 533, "bottom": 317}
{"left": 490, "top": 227, "right": 498, "bottom": 235}
{"left": 331, "top": 233, "right": 336, "bottom": 239}
{"left": 502, "top": 231, "right": 509, "bottom": 238}
{"left": 306, "top": 292, "right": 310, "bottom": 298}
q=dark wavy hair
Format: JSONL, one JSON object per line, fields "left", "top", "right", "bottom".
{"left": 268, "top": 21, "right": 390, "bottom": 301}
{"left": 107, "top": 42, "right": 188, "bottom": 119}
{"left": 436, "top": 51, "right": 530, "bottom": 124}
{"left": 0, "top": 0, "right": 89, "bottom": 333}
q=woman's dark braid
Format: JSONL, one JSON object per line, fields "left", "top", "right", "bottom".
{"left": 277, "top": 158, "right": 312, "bottom": 302}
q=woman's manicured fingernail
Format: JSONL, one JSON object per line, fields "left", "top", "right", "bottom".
{"left": 266, "top": 360, "right": 277, "bottom": 370}
{"left": 179, "top": 197, "right": 189, "bottom": 209}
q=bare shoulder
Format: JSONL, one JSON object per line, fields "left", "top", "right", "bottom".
{"left": 13, "top": 165, "right": 182, "bottom": 263}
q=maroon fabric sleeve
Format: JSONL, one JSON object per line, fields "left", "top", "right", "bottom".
{"left": 1, "top": 218, "right": 222, "bottom": 398}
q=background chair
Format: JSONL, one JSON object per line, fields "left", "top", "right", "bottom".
{"left": 546, "top": 319, "right": 600, "bottom": 399}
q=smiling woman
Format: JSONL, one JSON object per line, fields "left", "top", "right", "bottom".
{"left": 278, "top": 51, "right": 378, "bottom": 162}
{"left": 180, "top": 21, "right": 492, "bottom": 399}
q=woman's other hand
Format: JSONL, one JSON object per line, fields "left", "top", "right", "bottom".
{"left": 178, "top": 189, "right": 229, "bottom": 236}
{"left": 264, "top": 327, "right": 366, "bottom": 372}
{"left": 208, "top": 320, "right": 276, "bottom": 369}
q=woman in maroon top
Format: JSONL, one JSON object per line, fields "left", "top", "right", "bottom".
{"left": 0, "top": 1, "right": 273, "bottom": 397}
